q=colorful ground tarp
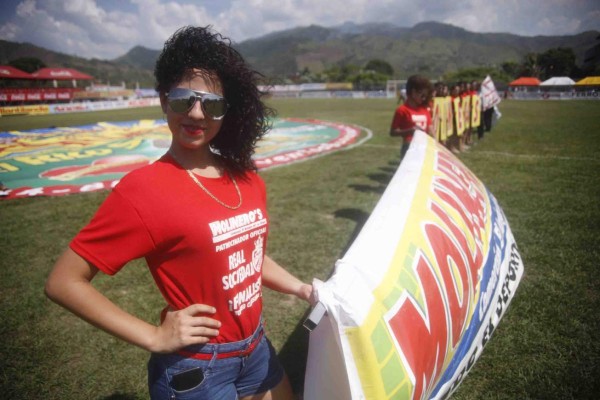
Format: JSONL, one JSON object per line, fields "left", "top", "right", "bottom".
{"left": 304, "top": 131, "right": 523, "bottom": 400}
{"left": 0, "top": 118, "right": 367, "bottom": 199}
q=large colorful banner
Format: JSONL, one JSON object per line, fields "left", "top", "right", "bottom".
{"left": 304, "top": 131, "right": 523, "bottom": 399}
{"left": 0, "top": 118, "right": 367, "bottom": 199}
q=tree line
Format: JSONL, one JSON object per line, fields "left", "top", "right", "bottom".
{"left": 284, "top": 46, "right": 595, "bottom": 89}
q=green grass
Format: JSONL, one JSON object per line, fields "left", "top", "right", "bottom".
{"left": 1, "top": 99, "right": 599, "bottom": 399}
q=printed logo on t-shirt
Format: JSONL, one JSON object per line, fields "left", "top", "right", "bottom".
{"left": 208, "top": 209, "right": 268, "bottom": 317}
{"left": 412, "top": 114, "right": 428, "bottom": 130}
{"left": 224, "top": 237, "right": 263, "bottom": 316}
{"left": 209, "top": 208, "right": 267, "bottom": 252}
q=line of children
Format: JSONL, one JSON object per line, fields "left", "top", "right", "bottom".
{"left": 390, "top": 75, "right": 488, "bottom": 159}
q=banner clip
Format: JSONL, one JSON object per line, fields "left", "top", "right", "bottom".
{"left": 303, "top": 302, "right": 327, "bottom": 331}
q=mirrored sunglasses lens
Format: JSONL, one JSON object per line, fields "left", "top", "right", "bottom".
{"left": 202, "top": 98, "right": 227, "bottom": 119}
{"left": 169, "top": 97, "right": 195, "bottom": 113}
{"left": 168, "top": 89, "right": 196, "bottom": 113}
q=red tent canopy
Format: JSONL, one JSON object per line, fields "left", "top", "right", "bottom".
{"left": 509, "top": 77, "right": 541, "bottom": 86}
{"left": 0, "top": 65, "right": 35, "bottom": 79}
{"left": 31, "top": 68, "right": 93, "bottom": 80}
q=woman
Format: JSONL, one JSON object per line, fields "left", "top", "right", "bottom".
{"left": 45, "top": 26, "right": 313, "bottom": 399}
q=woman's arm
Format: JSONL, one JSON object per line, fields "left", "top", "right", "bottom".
{"left": 261, "top": 255, "right": 313, "bottom": 303}
{"left": 45, "top": 248, "right": 221, "bottom": 353}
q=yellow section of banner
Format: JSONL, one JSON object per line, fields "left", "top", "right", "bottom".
{"left": 432, "top": 97, "right": 455, "bottom": 142}
{"left": 432, "top": 98, "right": 446, "bottom": 143}
{"left": 445, "top": 97, "right": 453, "bottom": 139}
{"left": 453, "top": 97, "right": 464, "bottom": 137}
{"left": 462, "top": 96, "right": 472, "bottom": 130}
{"left": 471, "top": 95, "right": 481, "bottom": 128}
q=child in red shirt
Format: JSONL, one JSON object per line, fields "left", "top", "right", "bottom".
{"left": 390, "top": 74, "right": 434, "bottom": 159}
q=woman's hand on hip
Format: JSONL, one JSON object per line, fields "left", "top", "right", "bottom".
{"left": 150, "top": 304, "right": 221, "bottom": 353}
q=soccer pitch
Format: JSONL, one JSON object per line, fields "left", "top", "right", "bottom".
{"left": 1, "top": 98, "right": 599, "bottom": 399}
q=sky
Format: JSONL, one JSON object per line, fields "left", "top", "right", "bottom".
{"left": 0, "top": 0, "right": 598, "bottom": 60}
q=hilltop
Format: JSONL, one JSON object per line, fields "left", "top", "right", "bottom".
{"left": 1, "top": 21, "right": 597, "bottom": 87}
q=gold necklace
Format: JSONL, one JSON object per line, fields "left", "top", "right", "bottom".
{"left": 169, "top": 151, "right": 242, "bottom": 210}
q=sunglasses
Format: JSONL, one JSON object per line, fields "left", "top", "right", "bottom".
{"left": 166, "top": 88, "right": 229, "bottom": 120}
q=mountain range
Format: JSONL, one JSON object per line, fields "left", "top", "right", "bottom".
{"left": 1, "top": 21, "right": 597, "bottom": 87}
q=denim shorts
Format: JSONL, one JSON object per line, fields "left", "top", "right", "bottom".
{"left": 147, "top": 322, "right": 285, "bottom": 399}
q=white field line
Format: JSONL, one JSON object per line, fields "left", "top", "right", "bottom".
{"left": 470, "top": 151, "right": 598, "bottom": 162}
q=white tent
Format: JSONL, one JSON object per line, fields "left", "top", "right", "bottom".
{"left": 540, "top": 76, "right": 576, "bottom": 86}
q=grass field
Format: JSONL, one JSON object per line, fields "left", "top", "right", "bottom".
{"left": 1, "top": 98, "right": 599, "bottom": 399}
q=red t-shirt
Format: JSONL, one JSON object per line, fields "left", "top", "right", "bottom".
{"left": 70, "top": 154, "right": 268, "bottom": 343}
{"left": 391, "top": 103, "right": 432, "bottom": 143}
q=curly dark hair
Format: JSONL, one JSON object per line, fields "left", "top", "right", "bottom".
{"left": 154, "top": 26, "right": 275, "bottom": 175}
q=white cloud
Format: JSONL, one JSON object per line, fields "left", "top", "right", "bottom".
{"left": 0, "top": 0, "right": 598, "bottom": 59}
{"left": 0, "top": 22, "right": 19, "bottom": 40}
{"left": 15, "top": 0, "right": 36, "bottom": 16}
